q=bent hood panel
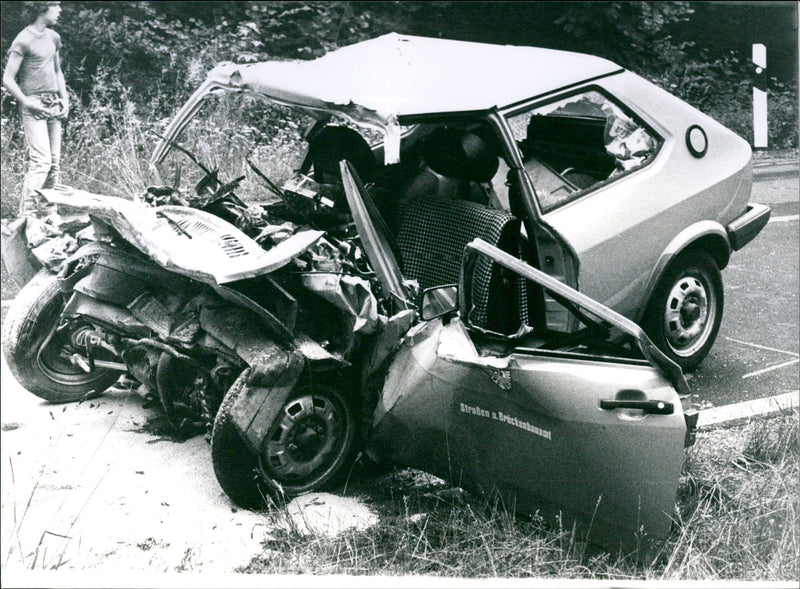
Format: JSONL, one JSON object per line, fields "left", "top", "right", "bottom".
{"left": 39, "top": 187, "right": 323, "bottom": 286}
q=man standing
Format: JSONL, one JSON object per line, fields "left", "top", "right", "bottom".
{"left": 3, "top": 1, "right": 69, "bottom": 215}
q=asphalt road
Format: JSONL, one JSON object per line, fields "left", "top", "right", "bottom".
{"left": 688, "top": 174, "right": 799, "bottom": 407}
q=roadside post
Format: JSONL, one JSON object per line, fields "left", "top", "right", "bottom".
{"left": 752, "top": 43, "right": 768, "bottom": 148}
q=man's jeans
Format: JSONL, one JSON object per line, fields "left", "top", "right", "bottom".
{"left": 20, "top": 93, "right": 63, "bottom": 215}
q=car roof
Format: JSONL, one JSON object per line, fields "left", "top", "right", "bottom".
{"left": 204, "top": 33, "right": 623, "bottom": 121}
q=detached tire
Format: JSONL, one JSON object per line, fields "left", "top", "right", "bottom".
{"left": 643, "top": 249, "right": 723, "bottom": 372}
{"left": 2, "top": 270, "right": 118, "bottom": 402}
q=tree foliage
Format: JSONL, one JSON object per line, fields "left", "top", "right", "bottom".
{"left": 553, "top": 1, "right": 695, "bottom": 68}
{"left": 0, "top": 1, "right": 796, "bottom": 147}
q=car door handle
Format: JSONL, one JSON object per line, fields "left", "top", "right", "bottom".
{"left": 600, "top": 399, "right": 674, "bottom": 415}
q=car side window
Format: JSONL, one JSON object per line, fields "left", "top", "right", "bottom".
{"left": 505, "top": 90, "right": 661, "bottom": 212}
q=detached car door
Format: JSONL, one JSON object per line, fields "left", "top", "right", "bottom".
{"left": 368, "top": 239, "right": 691, "bottom": 552}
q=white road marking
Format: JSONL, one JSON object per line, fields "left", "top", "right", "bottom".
{"left": 769, "top": 214, "right": 799, "bottom": 223}
{"left": 697, "top": 391, "right": 799, "bottom": 428}
{"left": 742, "top": 358, "right": 800, "bottom": 379}
{"left": 726, "top": 337, "right": 800, "bottom": 357}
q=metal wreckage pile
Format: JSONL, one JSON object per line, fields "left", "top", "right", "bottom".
{"left": 1, "top": 174, "right": 416, "bottom": 438}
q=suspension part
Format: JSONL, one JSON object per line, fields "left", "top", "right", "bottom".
{"left": 71, "top": 327, "right": 121, "bottom": 357}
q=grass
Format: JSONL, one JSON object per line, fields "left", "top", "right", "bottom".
{"left": 241, "top": 410, "right": 799, "bottom": 581}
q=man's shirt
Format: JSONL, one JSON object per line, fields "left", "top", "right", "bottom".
{"left": 8, "top": 26, "right": 62, "bottom": 95}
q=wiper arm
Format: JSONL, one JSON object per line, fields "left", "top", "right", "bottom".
{"left": 246, "top": 158, "right": 320, "bottom": 231}
{"left": 152, "top": 131, "right": 215, "bottom": 180}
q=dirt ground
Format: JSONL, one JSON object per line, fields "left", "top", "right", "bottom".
{"left": 0, "top": 350, "right": 378, "bottom": 585}
{"left": 1, "top": 384, "right": 272, "bottom": 576}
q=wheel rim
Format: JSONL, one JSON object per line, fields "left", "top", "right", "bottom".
{"left": 260, "top": 389, "right": 351, "bottom": 491}
{"left": 662, "top": 272, "right": 716, "bottom": 357}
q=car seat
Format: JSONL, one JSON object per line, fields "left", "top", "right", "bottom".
{"left": 396, "top": 197, "right": 523, "bottom": 334}
{"left": 388, "top": 127, "right": 502, "bottom": 233}
{"left": 419, "top": 126, "right": 500, "bottom": 204}
{"left": 305, "top": 126, "right": 378, "bottom": 185}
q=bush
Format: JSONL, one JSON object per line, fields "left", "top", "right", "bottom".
{"left": 644, "top": 44, "right": 798, "bottom": 149}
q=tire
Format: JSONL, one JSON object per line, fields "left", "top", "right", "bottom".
{"left": 643, "top": 249, "right": 723, "bottom": 372}
{"left": 211, "top": 370, "right": 359, "bottom": 508}
{"left": 258, "top": 382, "right": 358, "bottom": 498}
{"left": 210, "top": 369, "right": 265, "bottom": 509}
{"left": 2, "top": 270, "right": 119, "bottom": 402}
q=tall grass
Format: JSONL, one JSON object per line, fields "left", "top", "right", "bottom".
{"left": 1, "top": 81, "right": 156, "bottom": 216}
{"left": 242, "top": 411, "right": 799, "bottom": 580}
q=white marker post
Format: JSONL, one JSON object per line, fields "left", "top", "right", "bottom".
{"left": 752, "top": 43, "right": 768, "bottom": 148}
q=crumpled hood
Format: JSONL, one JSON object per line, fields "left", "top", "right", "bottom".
{"left": 38, "top": 187, "right": 324, "bottom": 286}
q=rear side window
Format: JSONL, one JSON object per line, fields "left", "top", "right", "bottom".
{"left": 505, "top": 89, "right": 661, "bottom": 212}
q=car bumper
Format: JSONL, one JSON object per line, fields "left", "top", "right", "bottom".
{"left": 683, "top": 408, "right": 699, "bottom": 447}
{"left": 727, "top": 203, "right": 771, "bottom": 251}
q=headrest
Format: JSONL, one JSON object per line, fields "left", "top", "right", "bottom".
{"left": 420, "top": 127, "right": 499, "bottom": 183}
{"left": 307, "top": 126, "right": 377, "bottom": 182}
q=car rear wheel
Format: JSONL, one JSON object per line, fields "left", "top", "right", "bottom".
{"left": 644, "top": 249, "right": 723, "bottom": 372}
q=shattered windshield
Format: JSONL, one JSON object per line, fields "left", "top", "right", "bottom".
{"left": 154, "top": 93, "right": 317, "bottom": 203}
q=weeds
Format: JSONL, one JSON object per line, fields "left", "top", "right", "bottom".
{"left": 243, "top": 411, "right": 799, "bottom": 580}
{"left": 244, "top": 469, "right": 626, "bottom": 578}
{"left": 665, "top": 410, "right": 799, "bottom": 580}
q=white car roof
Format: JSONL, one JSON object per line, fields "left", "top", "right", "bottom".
{"left": 204, "top": 33, "right": 622, "bottom": 120}
{"left": 151, "top": 34, "right": 624, "bottom": 167}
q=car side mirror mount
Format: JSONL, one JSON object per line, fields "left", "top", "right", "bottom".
{"left": 419, "top": 284, "right": 459, "bottom": 321}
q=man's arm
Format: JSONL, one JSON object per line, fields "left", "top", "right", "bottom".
{"left": 2, "top": 52, "right": 48, "bottom": 117}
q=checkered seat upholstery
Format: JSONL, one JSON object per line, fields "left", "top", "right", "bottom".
{"left": 396, "top": 197, "right": 522, "bottom": 334}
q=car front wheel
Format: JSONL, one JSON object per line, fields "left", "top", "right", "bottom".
{"left": 211, "top": 373, "right": 359, "bottom": 508}
{"left": 2, "top": 270, "right": 120, "bottom": 402}
{"left": 258, "top": 384, "right": 358, "bottom": 498}
{"left": 644, "top": 249, "right": 723, "bottom": 372}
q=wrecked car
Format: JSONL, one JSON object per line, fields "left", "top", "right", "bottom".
{"left": 3, "top": 33, "right": 769, "bottom": 551}
{"left": 148, "top": 33, "right": 768, "bottom": 372}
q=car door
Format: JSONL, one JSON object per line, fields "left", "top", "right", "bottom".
{"left": 369, "top": 239, "right": 691, "bottom": 552}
